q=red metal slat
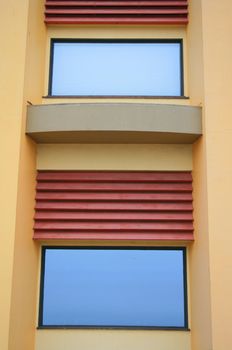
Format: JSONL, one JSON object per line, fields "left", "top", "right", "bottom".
{"left": 44, "top": 0, "right": 188, "bottom": 25}
{"left": 37, "top": 182, "right": 192, "bottom": 192}
{"left": 33, "top": 232, "right": 194, "bottom": 241}
{"left": 35, "top": 201, "right": 193, "bottom": 211}
{"left": 36, "top": 192, "right": 192, "bottom": 201}
{"left": 34, "top": 221, "right": 193, "bottom": 231}
{"left": 45, "top": 9, "right": 188, "bottom": 15}
{"left": 34, "top": 171, "right": 193, "bottom": 241}
{"left": 45, "top": 1, "right": 188, "bottom": 8}
{"left": 44, "top": 17, "right": 188, "bottom": 25}
{"left": 35, "top": 211, "right": 193, "bottom": 221}
{"left": 37, "top": 171, "right": 192, "bottom": 183}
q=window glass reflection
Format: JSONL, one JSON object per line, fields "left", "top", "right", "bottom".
{"left": 41, "top": 248, "right": 186, "bottom": 327}
{"left": 51, "top": 41, "right": 182, "bottom": 96}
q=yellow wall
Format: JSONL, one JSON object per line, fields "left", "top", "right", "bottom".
{"left": 187, "top": 1, "right": 213, "bottom": 349}
{"left": 190, "top": 139, "right": 212, "bottom": 350}
{"left": 0, "top": 0, "right": 46, "bottom": 350}
{"left": 5, "top": 0, "right": 232, "bottom": 349}
{"left": 35, "top": 143, "right": 192, "bottom": 350}
{"left": 36, "top": 330, "right": 191, "bottom": 350}
{"left": 0, "top": 1, "right": 30, "bottom": 349}
{"left": 0, "top": 10, "right": 193, "bottom": 348}
{"left": 42, "top": 25, "right": 189, "bottom": 105}
{"left": 200, "top": 0, "right": 232, "bottom": 348}
{"left": 189, "top": 0, "right": 232, "bottom": 349}
{"left": 37, "top": 144, "right": 192, "bottom": 170}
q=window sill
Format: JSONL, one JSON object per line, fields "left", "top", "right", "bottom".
{"left": 37, "top": 326, "right": 190, "bottom": 331}
{"left": 43, "top": 95, "right": 189, "bottom": 100}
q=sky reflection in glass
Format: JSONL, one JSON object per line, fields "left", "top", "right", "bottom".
{"left": 51, "top": 42, "right": 182, "bottom": 96}
{"left": 41, "top": 248, "right": 186, "bottom": 327}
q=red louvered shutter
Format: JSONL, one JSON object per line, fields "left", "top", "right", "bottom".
{"left": 44, "top": 0, "right": 188, "bottom": 25}
{"left": 34, "top": 171, "right": 193, "bottom": 241}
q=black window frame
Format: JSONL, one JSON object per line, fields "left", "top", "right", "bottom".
{"left": 38, "top": 246, "right": 189, "bottom": 330}
{"left": 47, "top": 38, "right": 184, "bottom": 99}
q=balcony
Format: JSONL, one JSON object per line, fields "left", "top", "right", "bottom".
{"left": 26, "top": 103, "right": 202, "bottom": 144}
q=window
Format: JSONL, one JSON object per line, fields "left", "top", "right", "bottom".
{"left": 39, "top": 247, "right": 188, "bottom": 329}
{"left": 49, "top": 39, "right": 183, "bottom": 97}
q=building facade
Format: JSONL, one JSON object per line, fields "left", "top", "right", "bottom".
{"left": 0, "top": 0, "right": 232, "bottom": 349}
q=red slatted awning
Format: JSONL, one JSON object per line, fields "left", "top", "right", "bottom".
{"left": 44, "top": 0, "right": 188, "bottom": 25}
{"left": 34, "top": 171, "right": 193, "bottom": 241}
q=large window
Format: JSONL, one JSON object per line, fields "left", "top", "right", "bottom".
{"left": 39, "top": 247, "right": 188, "bottom": 329}
{"left": 49, "top": 39, "right": 183, "bottom": 97}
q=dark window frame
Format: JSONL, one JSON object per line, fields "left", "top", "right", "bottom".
{"left": 38, "top": 246, "right": 189, "bottom": 330}
{"left": 47, "top": 39, "right": 184, "bottom": 98}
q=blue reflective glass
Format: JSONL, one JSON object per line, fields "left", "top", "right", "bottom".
{"left": 41, "top": 248, "right": 186, "bottom": 327}
{"left": 50, "top": 41, "right": 182, "bottom": 96}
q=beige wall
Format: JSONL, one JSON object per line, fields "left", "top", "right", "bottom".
{"left": 36, "top": 330, "right": 191, "bottom": 350}
{"left": 37, "top": 144, "right": 192, "bottom": 170}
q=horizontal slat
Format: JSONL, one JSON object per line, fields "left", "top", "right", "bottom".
{"left": 34, "top": 171, "right": 193, "bottom": 241}
{"left": 45, "top": 9, "right": 188, "bottom": 15}
{"left": 35, "top": 211, "right": 193, "bottom": 221}
{"left": 36, "top": 192, "right": 192, "bottom": 201}
{"left": 37, "top": 182, "right": 192, "bottom": 192}
{"left": 45, "top": 0, "right": 188, "bottom": 25}
{"left": 37, "top": 171, "right": 192, "bottom": 183}
{"left": 35, "top": 201, "right": 193, "bottom": 211}
{"left": 46, "top": 1, "right": 188, "bottom": 8}
{"left": 45, "top": 17, "right": 188, "bottom": 24}
{"left": 34, "top": 232, "right": 194, "bottom": 241}
{"left": 34, "top": 221, "right": 193, "bottom": 231}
